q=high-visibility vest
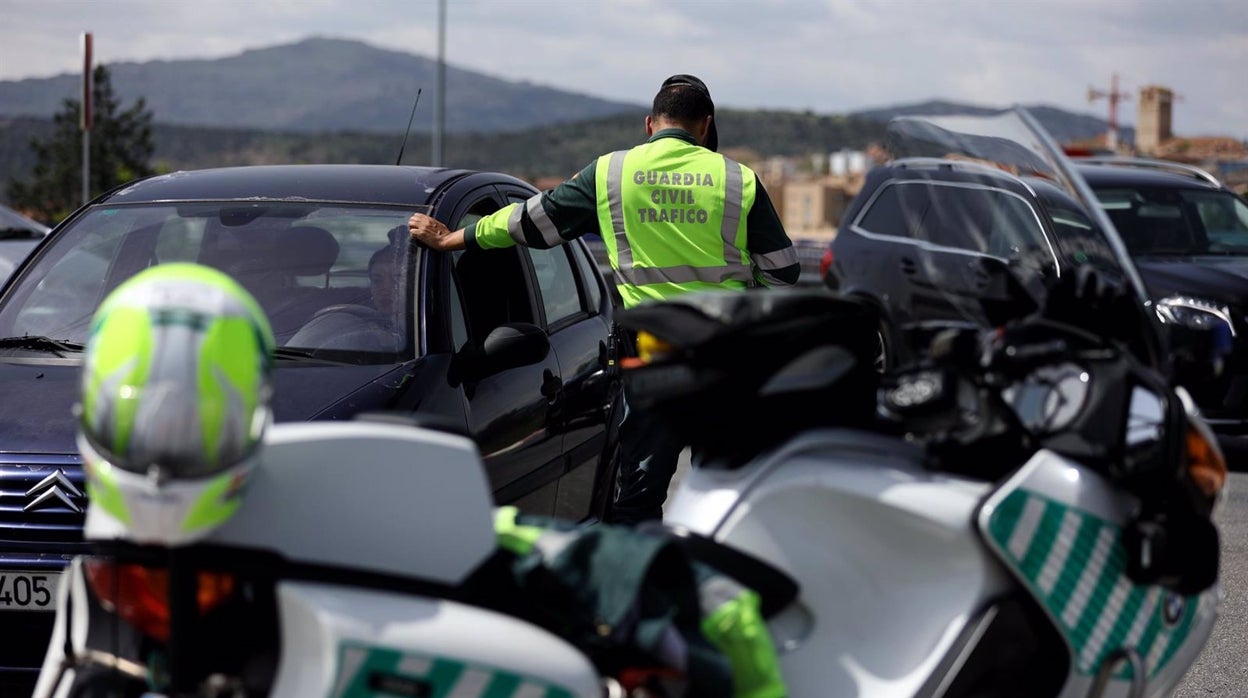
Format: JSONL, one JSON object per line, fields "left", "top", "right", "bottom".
{"left": 594, "top": 137, "right": 757, "bottom": 308}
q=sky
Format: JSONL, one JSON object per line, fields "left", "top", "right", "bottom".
{"left": 2, "top": 0, "right": 1246, "bottom": 140}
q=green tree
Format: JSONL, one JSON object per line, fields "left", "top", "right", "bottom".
{"left": 7, "top": 64, "right": 155, "bottom": 223}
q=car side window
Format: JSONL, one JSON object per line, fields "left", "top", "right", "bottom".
{"left": 570, "top": 241, "right": 604, "bottom": 314}
{"left": 856, "top": 184, "right": 911, "bottom": 238}
{"left": 860, "top": 181, "right": 1044, "bottom": 256}
{"left": 527, "top": 245, "right": 583, "bottom": 328}
{"left": 446, "top": 260, "right": 470, "bottom": 353}
{"left": 445, "top": 206, "right": 494, "bottom": 353}
{"left": 450, "top": 198, "right": 535, "bottom": 346}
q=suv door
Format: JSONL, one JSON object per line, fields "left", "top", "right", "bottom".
{"left": 853, "top": 178, "right": 1053, "bottom": 330}
{"left": 434, "top": 187, "right": 564, "bottom": 516}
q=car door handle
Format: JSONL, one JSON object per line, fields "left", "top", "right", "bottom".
{"left": 899, "top": 257, "right": 918, "bottom": 275}
{"left": 541, "top": 369, "right": 563, "bottom": 401}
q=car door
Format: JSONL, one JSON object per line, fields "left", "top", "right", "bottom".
{"left": 521, "top": 240, "right": 615, "bottom": 520}
{"left": 494, "top": 184, "right": 616, "bottom": 519}
{"left": 433, "top": 183, "right": 564, "bottom": 516}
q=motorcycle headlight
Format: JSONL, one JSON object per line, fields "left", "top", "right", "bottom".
{"left": 1155, "top": 296, "right": 1235, "bottom": 337}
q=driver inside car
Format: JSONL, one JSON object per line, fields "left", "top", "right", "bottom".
{"left": 286, "top": 238, "right": 409, "bottom": 353}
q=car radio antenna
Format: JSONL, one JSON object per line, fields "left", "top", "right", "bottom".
{"left": 395, "top": 87, "right": 424, "bottom": 166}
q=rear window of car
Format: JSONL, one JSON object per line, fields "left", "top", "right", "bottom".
{"left": 856, "top": 180, "right": 1048, "bottom": 257}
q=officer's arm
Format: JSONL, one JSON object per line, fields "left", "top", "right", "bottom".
{"left": 746, "top": 181, "right": 800, "bottom": 287}
{"left": 470, "top": 163, "right": 600, "bottom": 251}
{"left": 410, "top": 163, "right": 599, "bottom": 253}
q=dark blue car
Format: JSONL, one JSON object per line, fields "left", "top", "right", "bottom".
{"left": 0, "top": 165, "right": 622, "bottom": 690}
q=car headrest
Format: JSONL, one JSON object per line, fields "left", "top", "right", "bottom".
{"left": 281, "top": 225, "right": 340, "bottom": 277}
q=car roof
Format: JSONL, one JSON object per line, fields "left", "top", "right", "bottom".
{"left": 1073, "top": 162, "right": 1225, "bottom": 192}
{"left": 868, "top": 158, "right": 1037, "bottom": 195}
{"left": 99, "top": 164, "right": 530, "bottom": 207}
{"left": 0, "top": 204, "right": 50, "bottom": 236}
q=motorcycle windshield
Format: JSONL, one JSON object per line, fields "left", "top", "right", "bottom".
{"left": 870, "top": 108, "right": 1166, "bottom": 369}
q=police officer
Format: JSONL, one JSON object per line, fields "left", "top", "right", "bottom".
{"left": 409, "top": 74, "right": 798, "bottom": 524}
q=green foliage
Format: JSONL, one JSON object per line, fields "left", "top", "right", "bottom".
{"left": 1, "top": 109, "right": 885, "bottom": 204}
{"left": 6, "top": 65, "right": 155, "bottom": 223}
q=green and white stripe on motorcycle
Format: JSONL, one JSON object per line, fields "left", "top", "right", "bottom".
{"left": 984, "top": 489, "right": 1205, "bottom": 680}
{"left": 331, "top": 642, "right": 576, "bottom": 698}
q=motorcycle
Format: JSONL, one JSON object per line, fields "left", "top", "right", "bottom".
{"left": 615, "top": 282, "right": 1223, "bottom": 698}
{"left": 606, "top": 108, "right": 1226, "bottom": 697}
{"left": 33, "top": 417, "right": 616, "bottom": 698}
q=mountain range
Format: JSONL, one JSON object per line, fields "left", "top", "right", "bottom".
{"left": 0, "top": 37, "right": 1133, "bottom": 204}
{"left": 0, "top": 37, "right": 642, "bottom": 134}
{"left": 0, "top": 37, "right": 1127, "bottom": 141}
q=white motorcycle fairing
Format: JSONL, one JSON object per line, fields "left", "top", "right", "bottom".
{"left": 664, "top": 427, "right": 1009, "bottom": 696}
{"left": 978, "top": 450, "right": 1219, "bottom": 698}
{"left": 37, "top": 421, "right": 604, "bottom": 698}
{"left": 664, "top": 426, "right": 1219, "bottom": 697}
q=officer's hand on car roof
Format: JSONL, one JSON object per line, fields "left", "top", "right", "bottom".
{"left": 408, "top": 213, "right": 465, "bottom": 252}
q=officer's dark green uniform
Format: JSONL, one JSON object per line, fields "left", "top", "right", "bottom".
{"left": 465, "top": 75, "right": 798, "bottom": 525}
{"left": 465, "top": 129, "right": 798, "bottom": 307}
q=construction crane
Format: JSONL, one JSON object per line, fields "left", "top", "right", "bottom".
{"left": 1088, "top": 73, "right": 1130, "bottom": 152}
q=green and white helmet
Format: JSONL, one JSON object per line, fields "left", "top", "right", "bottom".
{"left": 77, "top": 263, "right": 275, "bottom": 545}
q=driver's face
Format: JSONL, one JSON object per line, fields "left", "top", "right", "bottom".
{"left": 369, "top": 262, "right": 402, "bottom": 316}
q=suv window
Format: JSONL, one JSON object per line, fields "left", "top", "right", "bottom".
{"left": 1186, "top": 190, "right": 1248, "bottom": 249}
{"left": 858, "top": 181, "right": 1046, "bottom": 256}
{"left": 1045, "top": 202, "right": 1119, "bottom": 272}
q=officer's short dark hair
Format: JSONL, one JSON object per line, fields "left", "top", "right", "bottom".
{"left": 652, "top": 84, "right": 713, "bottom": 124}
{"left": 652, "top": 74, "right": 718, "bottom": 151}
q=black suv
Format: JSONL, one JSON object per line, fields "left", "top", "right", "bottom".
{"left": 823, "top": 157, "right": 1124, "bottom": 369}
{"left": 1075, "top": 157, "right": 1248, "bottom": 438}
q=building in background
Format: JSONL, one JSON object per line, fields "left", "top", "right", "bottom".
{"left": 1136, "top": 85, "right": 1174, "bottom": 156}
{"left": 1133, "top": 84, "right": 1248, "bottom": 194}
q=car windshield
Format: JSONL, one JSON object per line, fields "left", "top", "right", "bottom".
{"left": 0, "top": 201, "right": 425, "bottom": 364}
{"left": 1094, "top": 187, "right": 1248, "bottom": 256}
{"left": 883, "top": 108, "right": 1165, "bottom": 368}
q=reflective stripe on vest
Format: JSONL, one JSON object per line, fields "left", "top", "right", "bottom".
{"left": 507, "top": 194, "right": 563, "bottom": 248}
{"left": 599, "top": 141, "right": 754, "bottom": 304}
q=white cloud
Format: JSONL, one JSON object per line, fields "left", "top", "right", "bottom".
{"left": 2, "top": 0, "right": 1245, "bottom": 138}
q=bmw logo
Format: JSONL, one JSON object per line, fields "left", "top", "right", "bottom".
{"left": 1163, "top": 592, "right": 1186, "bottom": 626}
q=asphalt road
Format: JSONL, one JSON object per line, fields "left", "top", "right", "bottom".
{"left": 665, "top": 457, "right": 1247, "bottom": 695}
{"left": 1174, "top": 470, "right": 1248, "bottom": 696}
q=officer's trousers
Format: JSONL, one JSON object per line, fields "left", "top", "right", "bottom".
{"left": 606, "top": 389, "right": 685, "bottom": 525}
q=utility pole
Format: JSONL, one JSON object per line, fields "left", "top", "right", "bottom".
{"left": 432, "top": 0, "right": 445, "bottom": 166}
{"left": 81, "top": 32, "right": 93, "bottom": 207}
{"left": 1088, "top": 73, "right": 1129, "bottom": 153}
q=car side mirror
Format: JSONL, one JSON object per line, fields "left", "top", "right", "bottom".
{"left": 455, "top": 322, "right": 550, "bottom": 383}
{"left": 482, "top": 322, "right": 550, "bottom": 368}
